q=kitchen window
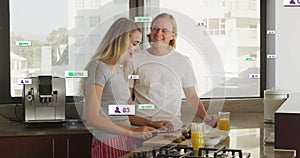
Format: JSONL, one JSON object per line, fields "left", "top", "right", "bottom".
{"left": 75, "top": 16, "right": 85, "bottom": 28}
{"left": 204, "top": 18, "right": 226, "bottom": 36}
{"left": 0, "top": 0, "right": 266, "bottom": 104}
{"left": 0, "top": 0, "right": 130, "bottom": 103}
{"left": 145, "top": 0, "right": 264, "bottom": 98}
{"left": 90, "top": 16, "right": 101, "bottom": 28}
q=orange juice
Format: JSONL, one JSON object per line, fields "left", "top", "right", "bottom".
{"left": 218, "top": 118, "right": 230, "bottom": 130}
{"left": 191, "top": 131, "right": 204, "bottom": 149}
{"left": 191, "top": 131, "right": 204, "bottom": 156}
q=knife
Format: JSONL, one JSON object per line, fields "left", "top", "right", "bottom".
{"left": 151, "top": 129, "right": 180, "bottom": 137}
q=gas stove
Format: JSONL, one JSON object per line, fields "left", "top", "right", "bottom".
{"left": 128, "top": 145, "right": 250, "bottom": 158}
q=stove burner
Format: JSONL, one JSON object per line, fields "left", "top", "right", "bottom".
{"left": 129, "top": 145, "right": 250, "bottom": 158}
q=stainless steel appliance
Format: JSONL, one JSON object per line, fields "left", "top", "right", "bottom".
{"left": 23, "top": 76, "right": 66, "bottom": 125}
{"left": 263, "top": 89, "right": 288, "bottom": 123}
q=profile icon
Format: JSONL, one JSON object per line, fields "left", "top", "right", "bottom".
{"left": 290, "top": 0, "right": 296, "bottom": 4}
{"left": 114, "top": 107, "right": 121, "bottom": 113}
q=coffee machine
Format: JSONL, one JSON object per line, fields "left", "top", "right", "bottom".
{"left": 23, "top": 76, "right": 66, "bottom": 125}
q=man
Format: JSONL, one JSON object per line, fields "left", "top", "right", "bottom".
{"left": 128, "top": 13, "right": 217, "bottom": 130}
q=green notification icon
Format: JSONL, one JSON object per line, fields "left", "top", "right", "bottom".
{"left": 68, "top": 72, "right": 74, "bottom": 77}
{"left": 65, "top": 70, "right": 88, "bottom": 78}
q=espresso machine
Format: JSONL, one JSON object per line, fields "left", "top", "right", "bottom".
{"left": 23, "top": 76, "right": 66, "bottom": 126}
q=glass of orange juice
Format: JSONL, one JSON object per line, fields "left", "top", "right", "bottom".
{"left": 191, "top": 123, "right": 204, "bottom": 156}
{"left": 218, "top": 112, "right": 230, "bottom": 131}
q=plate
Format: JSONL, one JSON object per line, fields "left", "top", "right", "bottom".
{"left": 205, "top": 128, "right": 229, "bottom": 138}
{"left": 204, "top": 135, "right": 223, "bottom": 146}
{"left": 204, "top": 128, "right": 229, "bottom": 146}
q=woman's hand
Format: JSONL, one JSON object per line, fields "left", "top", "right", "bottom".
{"left": 130, "top": 126, "right": 157, "bottom": 140}
{"left": 204, "top": 114, "right": 218, "bottom": 127}
{"left": 151, "top": 121, "right": 174, "bottom": 132}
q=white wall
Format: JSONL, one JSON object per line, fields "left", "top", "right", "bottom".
{"left": 275, "top": 2, "right": 300, "bottom": 93}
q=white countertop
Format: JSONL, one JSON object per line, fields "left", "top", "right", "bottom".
{"left": 120, "top": 112, "right": 296, "bottom": 158}
{"left": 276, "top": 92, "right": 300, "bottom": 114}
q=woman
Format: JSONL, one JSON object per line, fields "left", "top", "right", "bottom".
{"left": 83, "top": 18, "right": 171, "bottom": 158}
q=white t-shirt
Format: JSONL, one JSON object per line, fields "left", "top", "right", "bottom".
{"left": 129, "top": 49, "right": 196, "bottom": 130}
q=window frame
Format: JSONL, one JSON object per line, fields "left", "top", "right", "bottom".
{"left": 0, "top": 0, "right": 267, "bottom": 104}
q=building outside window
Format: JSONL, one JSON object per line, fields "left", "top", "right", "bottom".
{"left": 7, "top": 0, "right": 262, "bottom": 99}
{"left": 146, "top": 0, "right": 261, "bottom": 98}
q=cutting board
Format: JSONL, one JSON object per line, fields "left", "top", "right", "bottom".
{"left": 143, "top": 133, "right": 191, "bottom": 147}
{"left": 143, "top": 128, "right": 229, "bottom": 147}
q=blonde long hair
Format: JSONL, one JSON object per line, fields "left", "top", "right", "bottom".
{"left": 87, "top": 18, "right": 141, "bottom": 67}
{"left": 80, "top": 18, "right": 142, "bottom": 95}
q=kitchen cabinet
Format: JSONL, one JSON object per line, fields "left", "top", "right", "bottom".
{"left": 275, "top": 93, "right": 300, "bottom": 158}
{"left": 0, "top": 134, "right": 92, "bottom": 158}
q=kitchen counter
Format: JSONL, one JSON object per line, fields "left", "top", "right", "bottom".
{"left": 0, "top": 113, "right": 296, "bottom": 157}
{"left": 0, "top": 120, "right": 92, "bottom": 158}
{"left": 121, "top": 113, "right": 296, "bottom": 158}
{"left": 0, "top": 120, "right": 90, "bottom": 137}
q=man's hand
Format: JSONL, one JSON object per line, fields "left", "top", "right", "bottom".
{"left": 134, "top": 126, "right": 157, "bottom": 132}
{"left": 151, "top": 121, "right": 174, "bottom": 132}
{"left": 204, "top": 114, "right": 218, "bottom": 127}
